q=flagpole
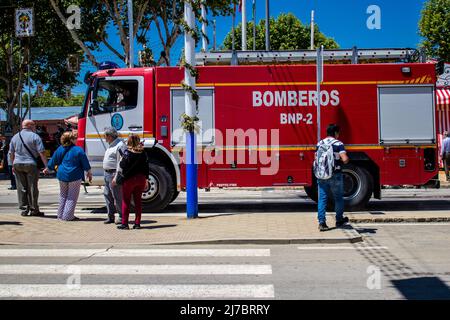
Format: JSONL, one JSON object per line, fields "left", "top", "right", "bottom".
{"left": 127, "top": 0, "right": 134, "bottom": 67}
{"left": 213, "top": 19, "right": 216, "bottom": 50}
{"left": 265, "top": 0, "right": 270, "bottom": 51}
{"left": 310, "top": 10, "right": 315, "bottom": 50}
{"left": 232, "top": 4, "right": 235, "bottom": 51}
{"left": 201, "top": 0, "right": 208, "bottom": 52}
{"left": 241, "top": 0, "right": 247, "bottom": 51}
{"left": 252, "top": 0, "right": 256, "bottom": 51}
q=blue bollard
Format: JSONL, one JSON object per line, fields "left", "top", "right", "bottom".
{"left": 186, "top": 131, "right": 198, "bottom": 219}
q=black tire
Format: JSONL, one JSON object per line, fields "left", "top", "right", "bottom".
{"left": 304, "top": 182, "right": 318, "bottom": 203}
{"left": 141, "top": 160, "right": 175, "bottom": 212}
{"left": 341, "top": 164, "right": 373, "bottom": 210}
{"left": 304, "top": 164, "right": 373, "bottom": 211}
{"left": 170, "top": 190, "right": 180, "bottom": 203}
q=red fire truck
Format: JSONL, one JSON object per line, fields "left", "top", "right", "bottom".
{"left": 77, "top": 48, "right": 440, "bottom": 211}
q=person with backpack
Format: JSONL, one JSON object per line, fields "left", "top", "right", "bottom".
{"left": 45, "top": 132, "right": 92, "bottom": 221}
{"left": 313, "top": 124, "right": 350, "bottom": 231}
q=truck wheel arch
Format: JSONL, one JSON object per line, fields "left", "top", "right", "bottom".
{"left": 146, "top": 144, "right": 180, "bottom": 192}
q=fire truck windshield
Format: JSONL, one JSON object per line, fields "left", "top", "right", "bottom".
{"left": 91, "top": 79, "right": 138, "bottom": 115}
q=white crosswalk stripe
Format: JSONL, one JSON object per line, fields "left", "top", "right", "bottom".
{"left": 0, "top": 247, "right": 274, "bottom": 299}
{"left": 0, "top": 264, "right": 272, "bottom": 275}
{"left": 0, "top": 248, "right": 271, "bottom": 257}
{"left": 0, "top": 284, "right": 274, "bottom": 299}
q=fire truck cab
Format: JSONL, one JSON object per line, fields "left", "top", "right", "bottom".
{"left": 77, "top": 49, "right": 440, "bottom": 212}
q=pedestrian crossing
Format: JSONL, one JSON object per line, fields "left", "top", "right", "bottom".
{"left": 0, "top": 247, "right": 275, "bottom": 299}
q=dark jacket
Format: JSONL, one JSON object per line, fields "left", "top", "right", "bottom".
{"left": 119, "top": 149, "right": 149, "bottom": 180}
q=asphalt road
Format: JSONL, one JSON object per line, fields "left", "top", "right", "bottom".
{"left": 0, "top": 223, "right": 449, "bottom": 299}
{"left": 0, "top": 180, "right": 449, "bottom": 299}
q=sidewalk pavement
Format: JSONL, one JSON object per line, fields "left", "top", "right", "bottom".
{"left": 0, "top": 213, "right": 362, "bottom": 245}
{"left": 0, "top": 173, "right": 449, "bottom": 245}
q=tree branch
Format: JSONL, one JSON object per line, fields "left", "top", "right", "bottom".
{"left": 101, "top": 33, "right": 126, "bottom": 61}
{"left": 109, "top": 0, "right": 129, "bottom": 59}
{"left": 49, "top": 0, "right": 99, "bottom": 67}
{"left": 133, "top": 0, "right": 150, "bottom": 39}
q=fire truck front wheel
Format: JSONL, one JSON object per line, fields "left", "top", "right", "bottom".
{"left": 141, "top": 160, "right": 175, "bottom": 212}
{"left": 304, "top": 164, "right": 373, "bottom": 210}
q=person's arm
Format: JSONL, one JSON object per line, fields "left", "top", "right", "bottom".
{"left": 119, "top": 151, "right": 129, "bottom": 170}
{"left": 46, "top": 148, "right": 57, "bottom": 171}
{"left": 442, "top": 140, "right": 448, "bottom": 158}
{"left": 78, "top": 149, "right": 92, "bottom": 183}
{"left": 35, "top": 135, "right": 48, "bottom": 168}
{"left": 112, "top": 149, "right": 127, "bottom": 187}
{"left": 9, "top": 141, "right": 15, "bottom": 169}
{"left": 339, "top": 144, "right": 350, "bottom": 164}
{"left": 340, "top": 152, "right": 350, "bottom": 164}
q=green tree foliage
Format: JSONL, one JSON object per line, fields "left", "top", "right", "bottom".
{"left": 0, "top": 0, "right": 102, "bottom": 130}
{"left": 51, "top": 0, "right": 237, "bottom": 66}
{"left": 30, "top": 91, "right": 85, "bottom": 107}
{"left": 419, "top": 0, "right": 450, "bottom": 61}
{"left": 223, "top": 13, "right": 339, "bottom": 51}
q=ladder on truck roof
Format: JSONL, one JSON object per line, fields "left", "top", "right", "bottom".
{"left": 195, "top": 47, "right": 427, "bottom": 66}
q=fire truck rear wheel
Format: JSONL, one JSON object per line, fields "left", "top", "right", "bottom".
{"left": 341, "top": 164, "right": 373, "bottom": 211}
{"left": 304, "top": 164, "right": 373, "bottom": 211}
{"left": 141, "top": 160, "right": 175, "bottom": 212}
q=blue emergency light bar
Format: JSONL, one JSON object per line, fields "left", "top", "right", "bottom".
{"left": 98, "top": 61, "right": 120, "bottom": 70}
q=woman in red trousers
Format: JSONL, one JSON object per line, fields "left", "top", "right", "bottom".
{"left": 115, "top": 134, "right": 149, "bottom": 230}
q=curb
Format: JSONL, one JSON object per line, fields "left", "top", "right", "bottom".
{"left": 350, "top": 217, "right": 450, "bottom": 223}
{"left": 0, "top": 237, "right": 363, "bottom": 246}
{"left": 0, "top": 230, "right": 364, "bottom": 246}
{"left": 151, "top": 236, "right": 364, "bottom": 245}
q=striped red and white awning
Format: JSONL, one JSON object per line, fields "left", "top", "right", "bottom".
{"left": 437, "top": 88, "right": 450, "bottom": 135}
{"left": 437, "top": 88, "right": 450, "bottom": 110}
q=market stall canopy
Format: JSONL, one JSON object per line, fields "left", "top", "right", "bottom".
{"left": 437, "top": 88, "right": 450, "bottom": 135}
{"left": 437, "top": 88, "right": 450, "bottom": 109}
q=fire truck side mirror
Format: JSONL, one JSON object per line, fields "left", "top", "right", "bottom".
{"left": 89, "top": 100, "right": 99, "bottom": 116}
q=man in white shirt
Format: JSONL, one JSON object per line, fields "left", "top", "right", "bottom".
{"left": 103, "top": 127, "right": 126, "bottom": 224}
{"left": 441, "top": 131, "right": 450, "bottom": 181}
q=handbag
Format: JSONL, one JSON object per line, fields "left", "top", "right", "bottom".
{"left": 115, "top": 171, "right": 125, "bottom": 185}
{"left": 18, "top": 132, "right": 45, "bottom": 170}
{"left": 115, "top": 150, "right": 141, "bottom": 186}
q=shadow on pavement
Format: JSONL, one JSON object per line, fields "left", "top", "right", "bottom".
{"left": 139, "top": 224, "right": 177, "bottom": 230}
{"left": 164, "top": 202, "right": 317, "bottom": 213}
{"left": 140, "top": 220, "right": 157, "bottom": 225}
{"left": 81, "top": 207, "right": 107, "bottom": 213}
{"left": 159, "top": 199, "right": 450, "bottom": 214}
{"left": 391, "top": 277, "right": 450, "bottom": 300}
{"left": 0, "top": 221, "right": 22, "bottom": 226}
{"left": 353, "top": 227, "right": 378, "bottom": 234}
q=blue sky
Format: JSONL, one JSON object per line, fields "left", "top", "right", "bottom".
{"left": 72, "top": 0, "right": 428, "bottom": 95}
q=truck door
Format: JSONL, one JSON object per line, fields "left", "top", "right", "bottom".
{"left": 170, "top": 88, "right": 215, "bottom": 187}
{"left": 85, "top": 76, "right": 144, "bottom": 181}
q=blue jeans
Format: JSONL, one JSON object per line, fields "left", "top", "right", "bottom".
{"left": 317, "top": 172, "right": 344, "bottom": 224}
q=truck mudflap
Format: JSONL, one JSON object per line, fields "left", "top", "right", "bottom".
{"left": 422, "top": 174, "right": 441, "bottom": 189}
